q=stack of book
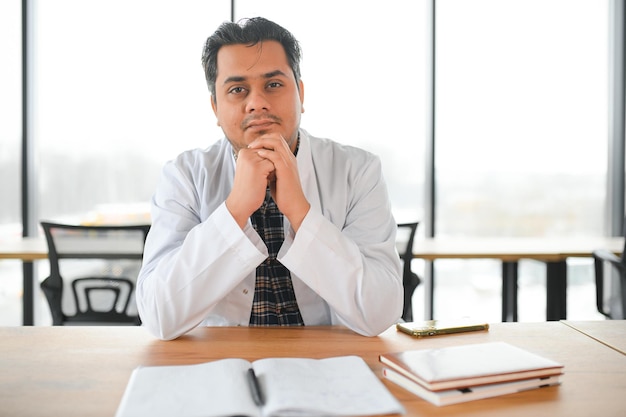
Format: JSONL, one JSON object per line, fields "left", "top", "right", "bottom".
{"left": 379, "top": 341, "right": 563, "bottom": 406}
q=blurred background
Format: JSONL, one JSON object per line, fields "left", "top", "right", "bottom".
{"left": 0, "top": 0, "right": 614, "bottom": 324}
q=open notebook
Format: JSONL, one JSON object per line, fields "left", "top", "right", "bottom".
{"left": 115, "top": 355, "right": 404, "bottom": 417}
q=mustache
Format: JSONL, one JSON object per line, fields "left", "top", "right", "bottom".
{"left": 241, "top": 114, "right": 282, "bottom": 130}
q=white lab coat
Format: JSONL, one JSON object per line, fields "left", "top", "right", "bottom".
{"left": 136, "top": 129, "right": 403, "bottom": 340}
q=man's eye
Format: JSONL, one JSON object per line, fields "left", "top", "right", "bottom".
{"left": 229, "top": 87, "right": 246, "bottom": 94}
{"left": 267, "top": 82, "right": 282, "bottom": 89}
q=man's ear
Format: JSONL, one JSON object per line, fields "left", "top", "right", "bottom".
{"left": 210, "top": 95, "right": 220, "bottom": 126}
{"left": 298, "top": 79, "right": 305, "bottom": 113}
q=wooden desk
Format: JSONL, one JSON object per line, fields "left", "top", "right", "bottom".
{"left": 412, "top": 237, "right": 624, "bottom": 321}
{"left": 562, "top": 319, "right": 626, "bottom": 355}
{"left": 0, "top": 237, "right": 47, "bottom": 261}
{"left": 0, "top": 237, "right": 48, "bottom": 325}
{"left": 0, "top": 322, "right": 625, "bottom": 417}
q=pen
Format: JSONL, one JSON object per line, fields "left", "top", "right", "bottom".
{"left": 247, "top": 368, "right": 265, "bottom": 406}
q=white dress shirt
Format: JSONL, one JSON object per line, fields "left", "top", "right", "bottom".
{"left": 136, "top": 129, "right": 403, "bottom": 340}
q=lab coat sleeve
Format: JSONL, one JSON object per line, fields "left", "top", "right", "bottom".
{"left": 278, "top": 154, "right": 403, "bottom": 336}
{"left": 136, "top": 159, "right": 267, "bottom": 340}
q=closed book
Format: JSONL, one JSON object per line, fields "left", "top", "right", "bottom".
{"left": 379, "top": 342, "right": 563, "bottom": 391}
{"left": 383, "top": 367, "right": 562, "bottom": 406}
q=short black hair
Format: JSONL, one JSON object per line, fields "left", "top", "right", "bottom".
{"left": 201, "top": 17, "right": 302, "bottom": 98}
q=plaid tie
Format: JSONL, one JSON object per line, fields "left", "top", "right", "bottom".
{"left": 249, "top": 188, "right": 304, "bottom": 326}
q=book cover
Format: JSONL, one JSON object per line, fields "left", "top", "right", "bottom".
{"left": 115, "top": 355, "right": 404, "bottom": 417}
{"left": 379, "top": 341, "right": 563, "bottom": 391}
{"left": 383, "top": 367, "right": 562, "bottom": 406}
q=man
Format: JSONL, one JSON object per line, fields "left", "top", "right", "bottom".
{"left": 136, "top": 17, "right": 403, "bottom": 340}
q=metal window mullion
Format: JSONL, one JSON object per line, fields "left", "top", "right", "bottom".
{"left": 21, "top": 0, "right": 38, "bottom": 326}
{"left": 608, "top": 0, "right": 626, "bottom": 237}
{"left": 423, "top": 0, "right": 436, "bottom": 319}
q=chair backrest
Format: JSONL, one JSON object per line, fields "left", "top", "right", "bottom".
{"left": 40, "top": 221, "right": 150, "bottom": 325}
{"left": 397, "top": 222, "right": 421, "bottom": 322}
{"left": 593, "top": 217, "right": 626, "bottom": 319}
{"left": 397, "top": 222, "right": 418, "bottom": 270}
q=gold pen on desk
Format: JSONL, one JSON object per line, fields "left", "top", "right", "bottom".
{"left": 247, "top": 368, "right": 265, "bottom": 406}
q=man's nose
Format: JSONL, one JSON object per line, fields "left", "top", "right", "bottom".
{"left": 245, "top": 89, "right": 270, "bottom": 112}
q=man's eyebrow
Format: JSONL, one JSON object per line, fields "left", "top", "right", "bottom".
{"left": 222, "top": 70, "right": 289, "bottom": 86}
{"left": 263, "top": 70, "right": 289, "bottom": 79}
{"left": 222, "top": 75, "right": 246, "bottom": 85}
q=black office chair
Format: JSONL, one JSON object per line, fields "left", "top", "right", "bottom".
{"left": 40, "top": 221, "right": 150, "bottom": 325}
{"left": 592, "top": 224, "right": 626, "bottom": 319}
{"left": 397, "top": 222, "right": 421, "bottom": 322}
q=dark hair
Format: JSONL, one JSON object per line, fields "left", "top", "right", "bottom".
{"left": 201, "top": 17, "right": 302, "bottom": 98}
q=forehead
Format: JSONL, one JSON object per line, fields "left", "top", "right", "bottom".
{"left": 216, "top": 40, "right": 292, "bottom": 82}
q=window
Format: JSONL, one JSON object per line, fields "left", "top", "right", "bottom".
{"left": 434, "top": 0, "right": 608, "bottom": 321}
{"left": 0, "top": 1, "right": 23, "bottom": 325}
{"left": 35, "top": 0, "right": 230, "bottom": 224}
{"left": 28, "top": 0, "right": 230, "bottom": 324}
{"left": 3, "top": 1, "right": 611, "bottom": 325}
{"left": 0, "top": 0, "right": 21, "bottom": 235}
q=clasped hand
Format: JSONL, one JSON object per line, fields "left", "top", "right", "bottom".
{"left": 226, "top": 134, "right": 310, "bottom": 231}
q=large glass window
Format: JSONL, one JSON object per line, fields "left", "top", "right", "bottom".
{"left": 30, "top": 0, "right": 230, "bottom": 324}
{"left": 434, "top": 0, "right": 608, "bottom": 321}
{"left": 0, "top": 1, "right": 21, "bottom": 234}
{"left": 3, "top": 1, "right": 611, "bottom": 325}
{"left": 35, "top": 0, "right": 230, "bottom": 225}
{"left": 0, "top": 1, "right": 23, "bottom": 325}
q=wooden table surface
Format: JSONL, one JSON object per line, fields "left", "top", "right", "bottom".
{"left": 0, "top": 321, "right": 625, "bottom": 417}
{"left": 0, "top": 237, "right": 47, "bottom": 261}
{"left": 3, "top": 236, "right": 622, "bottom": 262}
{"left": 411, "top": 237, "right": 624, "bottom": 261}
{"left": 563, "top": 319, "right": 626, "bottom": 355}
